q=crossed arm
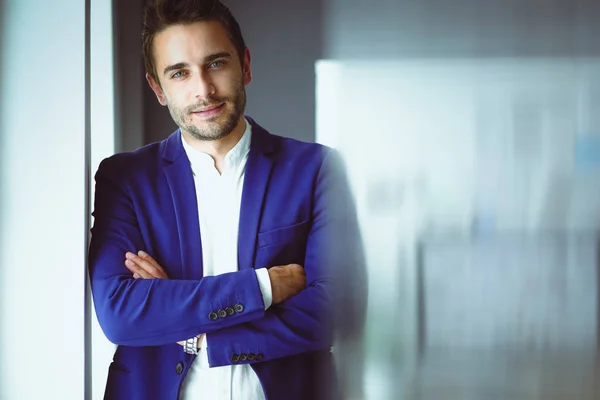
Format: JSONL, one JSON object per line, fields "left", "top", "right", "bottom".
{"left": 123, "top": 250, "right": 306, "bottom": 351}
{"left": 124, "top": 251, "right": 305, "bottom": 305}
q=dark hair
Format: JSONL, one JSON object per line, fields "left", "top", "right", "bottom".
{"left": 142, "top": 0, "right": 246, "bottom": 83}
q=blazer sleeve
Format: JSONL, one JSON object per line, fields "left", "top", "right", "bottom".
{"left": 206, "top": 149, "right": 368, "bottom": 367}
{"left": 88, "top": 156, "right": 266, "bottom": 346}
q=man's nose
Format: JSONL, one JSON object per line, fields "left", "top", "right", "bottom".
{"left": 193, "top": 71, "right": 215, "bottom": 99}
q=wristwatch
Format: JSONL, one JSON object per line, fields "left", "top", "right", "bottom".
{"left": 184, "top": 336, "right": 200, "bottom": 355}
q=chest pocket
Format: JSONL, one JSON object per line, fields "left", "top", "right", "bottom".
{"left": 255, "top": 220, "right": 310, "bottom": 268}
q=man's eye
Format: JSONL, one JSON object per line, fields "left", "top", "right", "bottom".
{"left": 209, "top": 60, "right": 226, "bottom": 68}
{"left": 171, "top": 71, "right": 186, "bottom": 79}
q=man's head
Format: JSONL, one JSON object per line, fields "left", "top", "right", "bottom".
{"left": 142, "top": 0, "right": 251, "bottom": 142}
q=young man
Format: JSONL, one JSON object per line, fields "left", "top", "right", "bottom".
{"left": 88, "top": 0, "right": 366, "bottom": 399}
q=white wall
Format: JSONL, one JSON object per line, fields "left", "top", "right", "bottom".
{"left": 0, "top": 1, "right": 87, "bottom": 399}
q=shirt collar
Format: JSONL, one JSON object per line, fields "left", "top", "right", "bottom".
{"left": 181, "top": 118, "right": 252, "bottom": 174}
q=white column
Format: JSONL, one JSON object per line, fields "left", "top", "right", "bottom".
{"left": 90, "top": 0, "right": 118, "bottom": 399}
{"left": 0, "top": 1, "right": 87, "bottom": 399}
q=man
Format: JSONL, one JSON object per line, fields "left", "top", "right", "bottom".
{"left": 88, "top": 0, "right": 366, "bottom": 399}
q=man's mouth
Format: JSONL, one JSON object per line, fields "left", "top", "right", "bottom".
{"left": 191, "top": 103, "right": 225, "bottom": 119}
{"left": 192, "top": 103, "right": 225, "bottom": 118}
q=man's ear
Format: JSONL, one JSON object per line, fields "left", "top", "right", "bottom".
{"left": 146, "top": 73, "right": 167, "bottom": 106}
{"left": 242, "top": 48, "right": 252, "bottom": 85}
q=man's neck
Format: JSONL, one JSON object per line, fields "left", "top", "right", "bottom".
{"left": 182, "top": 117, "right": 247, "bottom": 174}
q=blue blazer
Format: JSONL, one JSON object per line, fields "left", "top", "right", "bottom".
{"left": 88, "top": 118, "right": 367, "bottom": 400}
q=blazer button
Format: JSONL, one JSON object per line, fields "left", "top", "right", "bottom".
{"left": 239, "top": 354, "right": 248, "bottom": 362}
{"left": 230, "top": 354, "right": 240, "bottom": 363}
{"left": 234, "top": 304, "right": 244, "bottom": 313}
{"left": 176, "top": 362, "right": 184, "bottom": 374}
{"left": 255, "top": 353, "right": 264, "bottom": 361}
{"left": 247, "top": 353, "right": 256, "bottom": 361}
{"left": 209, "top": 312, "right": 218, "bottom": 321}
{"left": 217, "top": 309, "right": 227, "bottom": 319}
{"left": 226, "top": 307, "right": 235, "bottom": 316}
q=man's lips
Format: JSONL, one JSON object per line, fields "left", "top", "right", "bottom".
{"left": 192, "top": 103, "right": 224, "bottom": 113}
{"left": 191, "top": 103, "right": 225, "bottom": 118}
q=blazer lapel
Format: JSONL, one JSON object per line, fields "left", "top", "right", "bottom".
{"left": 162, "top": 130, "right": 204, "bottom": 279}
{"left": 238, "top": 118, "right": 276, "bottom": 270}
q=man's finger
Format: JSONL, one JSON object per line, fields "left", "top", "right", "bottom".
{"left": 137, "top": 251, "right": 168, "bottom": 277}
{"left": 125, "top": 259, "right": 153, "bottom": 279}
{"left": 129, "top": 251, "right": 168, "bottom": 278}
{"left": 126, "top": 252, "right": 167, "bottom": 279}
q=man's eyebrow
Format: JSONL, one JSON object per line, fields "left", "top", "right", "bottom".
{"left": 163, "top": 62, "right": 189, "bottom": 76}
{"left": 203, "top": 52, "right": 233, "bottom": 63}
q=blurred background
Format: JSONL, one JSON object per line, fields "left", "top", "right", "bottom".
{"left": 2, "top": 0, "right": 600, "bottom": 399}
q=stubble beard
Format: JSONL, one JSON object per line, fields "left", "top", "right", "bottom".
{"left": 168, "top": 82, "right": 246, "bottom": 142}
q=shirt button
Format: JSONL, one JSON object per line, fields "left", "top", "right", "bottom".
{"left": 230, "top": 354, "right": 240, "bottom": 363}
{"left": 256, "top": 353, "right": 264, "bottom": 361}
{"left": 234, "top": 304, "right": 244, "bottom": 313}
{"left": 226, "top": 307, "right": 235, "bottom": 316}
{"left": 209, "top": 312, "right": 218, "bottom": 321}
{"left": 217, "top": 309, "right": 227, "bottom": 319}
{"left": 175, "top": 362, "right": 184, "bottom": 374}
{"left": 239, "top": 353, "right": 248, "bottom": 362}
{"left": 247, "top": 353, "right": 256, "bottom": 361}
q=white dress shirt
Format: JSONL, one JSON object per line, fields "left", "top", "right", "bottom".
{"left": 179, "top": 119, "right": 270, "bottom": 400}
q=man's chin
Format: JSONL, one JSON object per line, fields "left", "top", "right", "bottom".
{"left": 184, "top": 110, "right": 242, "bottom": 141}
{"left": 187, "top": 127, "right": 231, "bottom": 142}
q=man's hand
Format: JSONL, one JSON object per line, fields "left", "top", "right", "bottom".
{"left": 124, "top": 251, "right": 189, "bottom": 346}
{"left": 124, "top": 251, "right": 168, "bottom": 279}
{"left": 268, "top": 264, "right": 306, "bottom": 304}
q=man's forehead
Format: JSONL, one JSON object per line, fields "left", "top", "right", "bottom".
{"left": 153, "top": 20, "right": 236, "bottom": 63}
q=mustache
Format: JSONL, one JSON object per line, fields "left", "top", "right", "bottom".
{"left": 186, "top": 98, "right": 229, "bottom": 113}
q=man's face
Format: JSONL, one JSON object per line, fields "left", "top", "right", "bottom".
{"left": 147, "top": 21, "right": 252, "bottom": 141}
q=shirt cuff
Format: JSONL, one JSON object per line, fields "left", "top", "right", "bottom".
{"left": 255, "top": 268, "right": 273, "bottom": 310}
